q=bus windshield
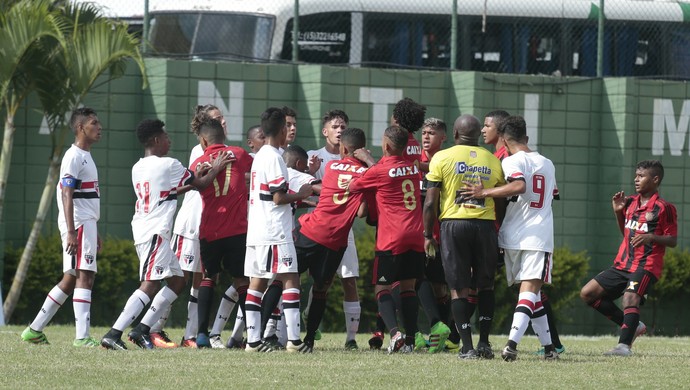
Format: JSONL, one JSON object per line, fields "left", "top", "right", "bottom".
{"left": 149, "top": 12, "right": 274, "bottom": 61}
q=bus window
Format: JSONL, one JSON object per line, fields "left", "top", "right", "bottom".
{"left": 280, "top": 12, "right": 351, "bottom": 64}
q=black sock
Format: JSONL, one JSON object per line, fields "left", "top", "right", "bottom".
{"left": 451, "top": 298, "right": 474, "bottom": 352}
{"left": 377, "top": 290, "right": 399, "bottom": 336}
{"left": 197, "top": 279, "right": 215, "bottom": 336}
{"left": 590, "top": 298, "right": 624, "bottom": 326}
{"left": 416, "top": 280, "right": 441, "bottom": 326}
{"left": 477, "top": 290, "right": 494, "bottom": 344}
{"left": 375, "top": 313, "right": 386, "bottom": 333}
{"left": 541, "top": 292, "right": 562, "bottom": 348}
{"left": 400, "top": 289, "right": 419, "bottom": 339}
{"left": 448, "top": 319, "right": 460, "bottom": 344}
{"left": 619, "top": 306, "right": 640, "bottom": 345}
{"left": 134, "top": 323, "right": 151, "bottom": 334}
{"left": 106, "top": 328, "right": 123, "bottom": 339}
{"left": 260, "top": 281, "right": 283, "bottom": 335}
{"left": 237, "top": 285, "right": 248, "bottom": 319}
{"left": 437, "top": 294, "right": 450, "bottom": 325}
{"left": 306, "top": 290, "right": 327, "bottom": 341}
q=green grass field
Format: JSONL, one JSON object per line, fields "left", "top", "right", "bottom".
{"left": 2, "top": 325, "right": 689, "bottom": 389}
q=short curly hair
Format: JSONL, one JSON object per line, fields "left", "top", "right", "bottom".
{"left": 136, "top": 119, "right": 165, "bottom": 146}
{"left": 393, "top": 97, "right": 426, "bottom": 133}
{"left": 191, "top": 104, "right": 220, "bottom": 135}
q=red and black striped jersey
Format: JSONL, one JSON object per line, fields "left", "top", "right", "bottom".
{"left": 613, "top": 192, "right": 677, "bottom": 279}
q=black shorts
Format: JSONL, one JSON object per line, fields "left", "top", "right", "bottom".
{"left": 440, "top": 219, "right": 497, "bottom": 291}
{"left": 594, "top": 267, "right": 657, "bottom": 302}
{"left": 199, "top": 234, "right": 247, "bottom": 279}
{"left": 372, "top": 250, "right": 425, "bottom": 285}
{"left": 295, "top": 233, "right": 345, "bottom": 288}
{"left": 424, "top": 253, "right": 446, "bottom": 284}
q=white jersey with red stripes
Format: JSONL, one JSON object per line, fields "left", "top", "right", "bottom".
{"left": 57, "top": 144, "right": 100, "bottom": 232}
{"left": 498, "top": 151, "right": 558, "bottom": 252}
{"left": 131, "top": 156, "right": 192, "bottom": 245}
{"left": 172, "top": 144, "right": 203, "bottom": 239}
{"left": 246, "top": 144, "right": 293, "bottom": 245}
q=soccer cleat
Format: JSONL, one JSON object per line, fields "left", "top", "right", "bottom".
{"left": 73, "top": 337, "right": 100, "bottom": 347}
{"left": 344, "top": 339, "right": 358, "bottom": 350}
{"left": 128, "top": 328, "right": 154, "bottom": 350}
{"left": 603, "top": 343, "right": 633, "bottom": 356}
{"left": 544, "top": 349, "right": 560, "bottom": 360}
{"left": 501, "top": 345, "right": 518, "bottom": 362}
{"left": 209, "top": 335, "right": 226, "bottom": 349}
{"left": 226, "top": 337, "right": 244, "bottom": 349}
{"left": 101, "top": 336, "right": 128, "bottom": 350}
{"left": 445, "top": 339, "right": 460, "bottom": 352}
{"left": 196, "top": 333, "right": 211, "bottom": 348}
{"left": 150, "top": 331, "right": 178, "bottom": 348}
{"left": 180, "top": 338, "right": 197, "bottom": 348}
{"left": 632, "top": 321, "right": 647, "bottom": 346}
{"left": 414, "top": 332, "right": 428, "bottom": 351}
{"left": 21, "top": 327, "right": 49, "bottom": 345}
{"left": 428, "top": 321, "right": 451, "bottom": 354}
{"left": 286, "top": 339, "right": 313, "bottom": 353}
{"left": 387, "top": 331, "right": 405, "bottom": 354}
{"left": 368, "top": 331, "right": 384, "bottom": 350}
{"left": 264, "top": 335, "right": 285, "bottom": 350}
{"left": 245, "top": 340, "right": 274, "bottom": 353}
{"left": 476, "top": 341, "right": 494, "bottom": 359}
{"left": 458, "top": 348, "right": 479, "bottom": 360}
{"left": 536, "top": 345, "right": 566, "bottom": 355}
{"left": 400, "top": 344, "right": 415, "bottom": 353}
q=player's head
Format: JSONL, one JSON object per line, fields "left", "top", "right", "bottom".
{"left": 283, "top": 144, "right": 310, "bottom": 172}
{"left": 136, "top": 119, "right": 170, "bottom": 156}
{"left": 339, "top": 127, "right": 366, "bottom": 158}
{"left": 198, "top": 119, "right": 226, "bottom": 149}
{"left": 482, "top": 109, "right": 510, "bottom": 146}
{"left": 261, "top": 107, "right": 287, "bottom": 141}
{"left": 499, "top": 116, "right": 528, "bottom": 144}
{"left": 70, "top": 107, "right": 101, "bottom": 144}
{"left": 246, "top": 124, "right": 265, "bottom": 153}
{"left": 282, "top": 106, "right": 297, "bottom": 145}
{"left": 635, "top": 160, "right": 664, "bottom": 193}
{"left": 452, "top": 114, "right": 481, "bottom": 146}
{"left": 192, "top": 104, "right": 226, "bottom": 137}
{"left": 421, "top": 117, "right": 447, "bottom": 154}
{"left": 322, "top": 109, "right": 349, "bottom": 148}
{"left": 382, "top": 125, "right": 408, "bottom": 156}
{"left": 391, "top": 97, "right": 426, "bottom": 134}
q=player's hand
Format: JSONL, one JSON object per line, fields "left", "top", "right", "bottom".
{"left": 296, "top": 183, "right": 313, "bottom": 200}
{"left": 424, "top": 237, "right": 439, "bottom": 259}
{"left": 353, "top": 148, "right": 376, "bottom": 167}
{"left": 461, "top": 180, "right": 486, "bottom": 199}
{"left": 66, "top": 230, "right": 78, "bottom": 255}
{"left": 209, "top": 151, "right": 233, "bottom": 171}
{"left": 195, "top": 161, "right": 212, "bottom": 176}
{"left": 612, "top": 191, "right": 626, "bottom": 212}
{"left": 308, "top": 154, "right": 321, "bottom": 175}
{"left": 631, "top": 233, "right": 654, "bottom": 247}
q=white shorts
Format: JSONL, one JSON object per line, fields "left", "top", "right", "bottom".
{"left": 503, "top": 249, "right": 553, "bottom": 286}
{"left": 61, "top": 220, "right": 98, "bottom": 275}
{"left": 337, "top": 233, "right": 359, "bottom": 279}
{"left": 136, "top": 235, "right": 184, "bottom": 281}
{"left": 171, "top": 234, "right": 202, "bottom": 273}
{"left": 245, "top": 243, "right": 298, "bottom": 279}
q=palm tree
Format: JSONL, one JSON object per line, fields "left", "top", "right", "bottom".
{"left": 2, "top": 0, "right": 147, "bottom": 322}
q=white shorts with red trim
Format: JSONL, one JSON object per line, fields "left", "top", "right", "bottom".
{"left": 61, "top": 219, "right": 98, "bottom": 275}
{"left": 136, "top": 235, "right": 184, "bottom": 281}
{"left": 503, "top": 249, "right": 553, "bottom": 287}
{"left": 337, "top": 234, "right": 359, "bottom": 278}
{"left": 171, "top": 234, "right": 202, "bottom": 273}
{"left": 245, "top": 243, "right": 298, "bottom": 278}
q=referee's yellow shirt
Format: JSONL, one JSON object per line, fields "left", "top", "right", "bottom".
{"left": 426, "top": 145, "right": 505, "bottom": 220}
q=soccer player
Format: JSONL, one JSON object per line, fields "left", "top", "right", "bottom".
{"left": 423, "top": 114, "right": 505, "bottom": 359}
{"left": 481, "top": 110, "right": 510, "bottom": 160}
{"left": 244, "top": 107, "right": 313, "bottom": 353}
{"left": 190, "top": 119, "right": 253, "bottom": 348}
{"left": 461, "top": 115, "right": 559, "bottom": 361}
{"left": 246, "top": 125, "right": 265, "bottom": 157}
{"left": 283, "top": 106, "right": 298, "bottom": 147}
{"left": 307, "top": 109, "right": 362, "bottom": 349}
{"left": 21, "top": 108, "right": 102, "bottom": 347}
{"left": 100, "top": 119, "right": 230, "bottom": 350}
{"left": 391, "top": 97, "right": 426, "bottom": 166}
{"left": 580, "top": 160, "right": 677, "bottom": 356}
{"left": 349, "top": 125, "right": 425, "bottom": 354}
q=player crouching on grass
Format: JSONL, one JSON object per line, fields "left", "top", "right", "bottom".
{"left": 580, "top": 160, "right": 677, "bottom": 356}
{"left": 101, "top": 119, "right": 231, "bottom": 350}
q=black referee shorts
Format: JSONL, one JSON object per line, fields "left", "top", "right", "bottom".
{"left": 440, "top": 219, "right": 497, "bottom": 291}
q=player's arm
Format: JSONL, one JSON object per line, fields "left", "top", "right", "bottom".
{"left": 461, "top": 178, "right": 525, "bottom": 199}
{"left": 353, "top": 148, "right": 377, "bottom": 167}
{"left": 60, "top": 177, "right": 78, "bottom": 255}
{"left": 630, "top": 203, "right": 677, "bottom": 248}
{"left": 307, "top": 154, "right": 321, "bottom": 175}
{"left": 423, "top": 184, "right": 441, "bottom": 253}
{"left": 190, "top": 151, "right": 233, "bottom": 190}
{"left": 273, "top": 183, "right": 313, "bottom": 205}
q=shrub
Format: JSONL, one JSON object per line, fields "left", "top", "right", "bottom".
{"left": 648, "top": 247, "right": 690, "bottom": 335}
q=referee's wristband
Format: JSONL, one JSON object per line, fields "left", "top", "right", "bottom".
{"left": 423, "top": 231, "right": 433, "bottom": 239}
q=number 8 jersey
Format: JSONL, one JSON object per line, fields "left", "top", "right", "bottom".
{"left": 498, "top": 151, "right": 559, "bottom": 252}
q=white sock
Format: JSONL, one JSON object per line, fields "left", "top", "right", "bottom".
{"left": 141, "top": 286, "right": 178, "bottom": 328}
{"left": 230, "top": 306, "right": 245, "bottom": 341}
{"left": 149, "top": 304, "right": 172, "bottom": 334}
{"left": 113, "top": 289, "right": 150, "bottom": 332}
{"left": 530, "top": 293, "right": 553, "bottom": 347}
{"left": 245, "top": 289, "right": 263, "bottom": 344}
{"left": 211, "top": 285, "right": 238, "bottom": 336}
{"left": 30, "top": 285, "right": 69, "bottom": 331}
{"left": 343, "top": 300, "right": 361, "bottom": 342}
{"left": 507, "top": 291, "right": 537, "bottom": 345}
{"left": 282, "top": 288, "right": 301, "bottom": 342}
{"left": 73, "top": 288, "right": 92, "bottom": 339}
{"left": 184, "top": 287, "right": 199, "bottom": 340}
{"left": 276, "top": 310, "right": 287, "bottom": 346}
{"left": 263, "top": 299, "right": 281, "bottom": 338}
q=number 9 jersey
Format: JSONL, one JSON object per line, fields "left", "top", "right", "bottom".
{"left": 498, "top": 151, "right": 559, "bottom": 252}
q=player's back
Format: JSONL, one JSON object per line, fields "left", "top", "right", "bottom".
{"left": 131, "top": 156, "right": 191, "bottom": 244}
{"left": 173, "top": 144, "right": 203, "bottom": 238}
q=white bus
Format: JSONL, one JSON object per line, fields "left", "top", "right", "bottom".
{"left": 146, "top": 0, "right": 690, "bottom": 77}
